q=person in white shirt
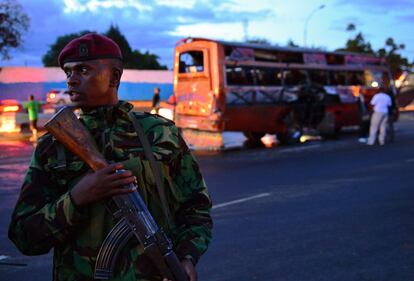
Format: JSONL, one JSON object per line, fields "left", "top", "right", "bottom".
{"left": 367, "top": 89, "right": 393, "bottom": 145}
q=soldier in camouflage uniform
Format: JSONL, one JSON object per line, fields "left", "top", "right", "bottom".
{"left": 8, "top": 33, "right": 212, "bottom": 281}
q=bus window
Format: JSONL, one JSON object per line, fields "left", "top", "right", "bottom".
{"left": 347, "top": 71, "right": 365, "bottom": 85}
{"left": 328, "top": 71, "right": 347, "bottom": 86}
{"left": 179, "top": 51, "right": 204, "bottom": 73}
{"left": 308, "top": 69, "right": 328, "bottom": 85}
{"left": 326, "top": 54, "right": 345, "bottom": 65}
{"left": 382, "top": 72, "right": 391, "bottom": 89}
{"left": 365, "top": 70, "right": 389, "bottom": 88}
{"left": 283, "top": 69, "right": 308, "bottom": 86}
{"left": 226, "top": 66, "right": 255, "bottom": 86}
{"left": 254, "top": 67, "right": 282, "bottom": 86}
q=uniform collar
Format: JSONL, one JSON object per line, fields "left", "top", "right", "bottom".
{"left": 79, "top": 100, "right": 133, "bottom": 130}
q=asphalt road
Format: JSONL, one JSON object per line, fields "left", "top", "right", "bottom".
{"left": 1, "top": 113, "right": 414, "bottom": 281}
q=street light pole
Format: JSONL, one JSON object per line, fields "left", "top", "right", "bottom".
{"left": 303, "top": 4, "right": 325, "bottom": 47}
{"left": 243, "top": 19, "right": 249, "bottom": 41}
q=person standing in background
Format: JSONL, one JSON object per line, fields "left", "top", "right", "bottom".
{"left": 152, "top": 86, "right": 161, "bottom": 114}
{"left": 357, "top": 94, "right": 370, "bottom": 143}
{"left": 23, "top": 95, "right": 41, "bottom": 141}
{"left": 367, "top": 88, "right": 392, "bottom": 145}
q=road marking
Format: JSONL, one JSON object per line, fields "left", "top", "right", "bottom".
{"left": 213, "top": 193, "right": 271, "bottom": 209}
{"left": 280, "top": 144, "right": 321, "bottom": 153}
{"left": 0, "top": 255, "right": 27, "bottom": 266}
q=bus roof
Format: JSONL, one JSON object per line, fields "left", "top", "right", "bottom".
{"left": 176, "top": 37, "right": 379, "bottom": 59}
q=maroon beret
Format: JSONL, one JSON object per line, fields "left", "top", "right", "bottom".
{"left": 58, "top": 33, "right": 122, "bottom": 68}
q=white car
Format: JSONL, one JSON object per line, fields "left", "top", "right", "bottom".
{"left": 46, "top": 89, "right": 71, "bottom": 105}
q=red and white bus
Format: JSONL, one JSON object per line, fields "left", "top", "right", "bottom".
{"left": 173, "top": 37, "right": 396, "bottom": 149}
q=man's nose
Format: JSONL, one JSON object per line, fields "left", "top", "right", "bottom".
{"left": 67, "top": 72, "right": 80, "bottom": 87}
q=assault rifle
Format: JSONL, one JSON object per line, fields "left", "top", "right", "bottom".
{"left": 45, "top": 107, "right": 188, "bottom": 281}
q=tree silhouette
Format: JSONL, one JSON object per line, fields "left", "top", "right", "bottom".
{"left": 42, "top": 30, "right": 92, "bottom": 66}
{"left": 337, "top": 24, "right": 412, "bottom": 77}
{"left": 287, "top": 39, "right": 299, "bottom": 48}
{"left": 105, "top": 25, "right": 134, "bottom": 68}
{"left": 346, "top": 23, "right": 356, "bottom": 32}
{"left": 377, "top": 37, "right": 410, "bottom": 77}
{"left": 104, "top": 25, "right": 166, "bottom": 69}
{"left": 0, "top": 0, "right": 30, "bottom": 60}
{"left": 42, "top": 25, "right": 167, "bottom": 69}
{"left": 337, "top": 32, "right": 374, "bottom": 54}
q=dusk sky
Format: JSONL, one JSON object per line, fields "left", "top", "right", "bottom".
{"left": 3, "top": 0, "right": 414, "bottom": 69}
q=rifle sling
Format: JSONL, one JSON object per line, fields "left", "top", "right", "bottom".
{"left": 128, "top": 112, "right": 172, "bottom": 226}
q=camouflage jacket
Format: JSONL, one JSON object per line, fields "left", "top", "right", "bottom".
{"left": 8, "top": 101, "right": 212, "bottom": 281}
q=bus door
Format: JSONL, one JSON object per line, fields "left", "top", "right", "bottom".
{"left": 325, "top": 70, "right": 361, "bottom": 127}
{"left": 174, "top": 45, "right": 218, "bottom": 131}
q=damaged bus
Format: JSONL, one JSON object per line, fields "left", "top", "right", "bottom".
{"left": 173, "top": 37, "right": 396, "bottom": 149}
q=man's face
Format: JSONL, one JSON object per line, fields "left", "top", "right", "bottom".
{"left": 63, "top": 59, "right": 117, "bottom": 109}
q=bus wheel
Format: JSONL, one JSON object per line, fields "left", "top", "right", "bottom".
{"left": 243, "top": 132, "right": 265, "bottom": 145}
{"left": 278, "top": 126, "right": 302, "bottom": 145}
{"left": 278, "top": 114, "right": 302, "bottom": 145}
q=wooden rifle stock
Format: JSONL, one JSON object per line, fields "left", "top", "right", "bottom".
{"left": 44, "top": 107, "right": 107, "bottom": 171}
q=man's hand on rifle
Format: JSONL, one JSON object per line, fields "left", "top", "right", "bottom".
{"left": 162, "top": 260, "right": 197, "bottom": 281}
{"left": 70, "top": 163, "right": 137, "bottom": 206}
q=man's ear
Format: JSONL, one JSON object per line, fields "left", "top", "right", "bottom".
{"left": 110, "top": 68, "right": 122, "bottom": 88}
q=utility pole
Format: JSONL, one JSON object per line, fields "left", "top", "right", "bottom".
{"left": 243, "top": 19, "right": 249, "bottom": 41}
{"left": 303, "top": 4, "right": 325, "bottom": 47}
